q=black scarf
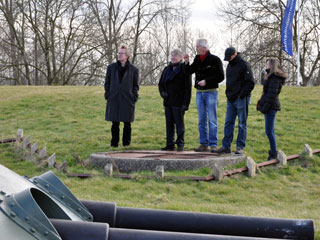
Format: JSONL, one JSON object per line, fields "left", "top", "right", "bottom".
{"left": 117, "top": 60, "right": 129, "bottom": 82}
{"left": 161, "top": 62, "right": 181, "bottom": 84}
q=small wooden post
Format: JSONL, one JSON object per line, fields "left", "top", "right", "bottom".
{"left": 23, "top": 136, "right": 30, "bottom": 149}
{"left": 39, "top": 147, "right": 47, "bottom": 158}
{"left": 31, "top": 142, "right": 38, "bottom": 154}
{"left": 48, "top": 153, "right": 56, "bottom": 167}
{"left": 155, "top": 165, "right": 164, "bottom": 179}
{"left": 16, "top": 129, "right": 24, "bottom": 141}
{"left": 277, "top": 150, "right": 287, "bottom": 166}
{"left": 104, "top": 164, "right": 113, "bottom": 177}
{"left": 246, "top": 157, "right": 257, "bottom": 177}
{"left": 304, "top": 144, "right": 313, "bottom": 157}
{"left": 212, "top": 163, "right": 224, "bottom": 181}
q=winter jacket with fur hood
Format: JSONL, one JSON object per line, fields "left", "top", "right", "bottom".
{"left": 257, "top": 70, "right": 287, "bottom": 114}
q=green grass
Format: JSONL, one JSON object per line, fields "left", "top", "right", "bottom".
{"left": 1, "top": 85, "right": 320, "bottom": 238}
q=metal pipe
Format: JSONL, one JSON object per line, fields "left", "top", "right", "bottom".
{"left": 81, "top": 200, "right": 117, "bottom": 227}
{"left": 108, "top": 228, "right": 285, "bottom": 240}
{"left": 50, "top": 219, "right": 109, "bottom": 240}
{"left": 0, "top": 138, "right": 16, "bottom": 144}
{"left": 115, "top": 207, "right": 314, "bottom": 239}
{"left": 81, "top": 200, "right": 314, "bottom": 239}
{"left": 51, "top": 219, "right": 286, "bottom": 240}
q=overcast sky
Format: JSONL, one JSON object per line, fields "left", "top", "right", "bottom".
{"left": 189, "top": 0, "right": 229, "bottom": 57}
{"left": 190, "top": 0, "right": 219, "bottom": 29}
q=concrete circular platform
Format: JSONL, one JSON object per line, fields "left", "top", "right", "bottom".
{"left": 88, "top": 150, "right": 246, "bottom": 173}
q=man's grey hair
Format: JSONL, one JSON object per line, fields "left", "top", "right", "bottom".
{"left": 196, "top": 39, "right": 209, "bottom": 49}
{"left": 171, "top": 49, "right": 182, "bottom": 57}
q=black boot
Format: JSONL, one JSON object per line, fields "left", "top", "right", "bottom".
{"left": 122, "top": 122, "right": 131, "bottom": 146}
{"left": 267, "top": 150, "right": 277, "bottom": 160}
{"left": 111, "top": 122, "right": 120, "bottom": 147}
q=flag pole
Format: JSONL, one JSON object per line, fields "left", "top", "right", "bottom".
{"left": 296, "top": 0, "right": 301, "bottom": 86}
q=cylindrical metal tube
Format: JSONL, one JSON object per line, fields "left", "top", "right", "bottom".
{"left": 115, "top": 207, "right": 314, "bottom": 239}
{"left": 80, "top": 200, "right": 314, "bottom": 239}
{"left": 50, "top": 219, "right": 109, "bottom": 240}
{"left": 108, "top": 228, "right": 284, "bottom": 240}
{"left": 81, "top": 200, "right": 117, "bottom": 227}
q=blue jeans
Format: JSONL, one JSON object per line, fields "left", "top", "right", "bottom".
{"left": 222, "top": 97, "right": 250, "bottom": 150}
{"left": 264, "top": 110, "right": 277, "bottom": 152}
{"left": 196, "top": 91, "right": 218, "bottom": 147}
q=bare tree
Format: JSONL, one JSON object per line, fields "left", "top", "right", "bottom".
{"left": 0, "top": 0, "right": 194, "bottom": 86}
{"left": 296, "top": 0, "right": 320, "bottom": 86}
{"left": 218, "top": 0, "right": 320, "bottom": 86}
{"left": 132, "top": 0, "right": 193, "bottom": 85}
{"left": 16, "top": 0, "right": 101, "bottom": 85}
{"left": 86, "top": 0, "right": 140, "bottom": 65}
{"left": 0, "top": 0, "right": 32, "bottom": 85}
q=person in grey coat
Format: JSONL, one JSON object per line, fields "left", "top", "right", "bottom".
{"left": 104, "top": 45, "right": 139, "bottom": 147}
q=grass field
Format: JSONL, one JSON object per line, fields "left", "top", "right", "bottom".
{"left": 0, "top": 85, "right": 320, "bottom": 238}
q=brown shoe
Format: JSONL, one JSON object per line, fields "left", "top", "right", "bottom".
{"left": 235, "top": 148, "right": 244, "bottom": 154}
{"left": 194, "top": 144, "right": 210, "bottom": 152}
{"left": 210, "top": 146, "right": 217, "bottom": 152}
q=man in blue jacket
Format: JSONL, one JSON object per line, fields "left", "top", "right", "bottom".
{"left": 213, "top": 47, "right": 255, "bottom": 154}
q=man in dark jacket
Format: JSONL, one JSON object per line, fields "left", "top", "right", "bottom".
{"left": 213, "top": 47, "right": 255, "bottom": 154}
{"left": 159, "top": 49, "right": 192, "bottom": 151}
{"left": 104, "top": 45, "right": 139, "bottom": 147}
{"left": 184, "top": 39, "right": 224, "bottom": 152}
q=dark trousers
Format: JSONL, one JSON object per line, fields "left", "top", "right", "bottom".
{"left": 164, "top": 106, "right": 185, "bottom": 147}
{"left": 111, "top": 121, "right": 131, "bottom": 147}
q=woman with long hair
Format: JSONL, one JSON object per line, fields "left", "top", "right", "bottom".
{"left": 257, "top": 58, "right": 288, "bottom": 160}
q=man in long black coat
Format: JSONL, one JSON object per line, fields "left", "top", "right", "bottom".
{"left": 104, "top": 46, "right": 139, "bottom": 147}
